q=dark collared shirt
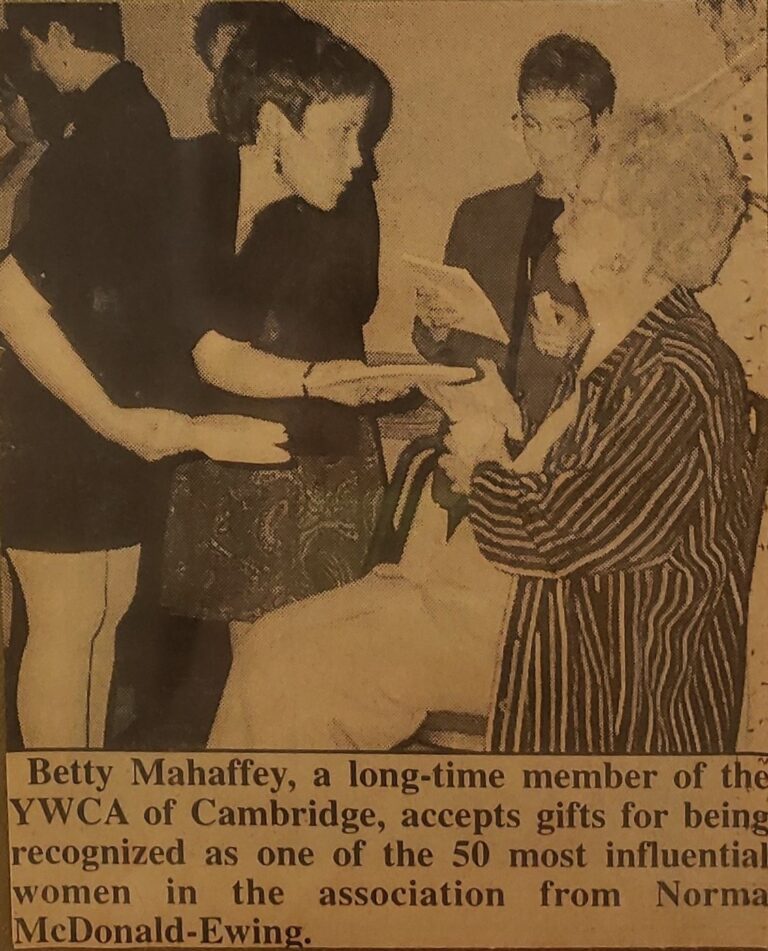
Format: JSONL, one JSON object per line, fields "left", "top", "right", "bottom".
{"left": 10, "top": 61, "right": 177, "bottom": 408}
{"left": 0, "top": 61, "right": 179, "bottom": 550}
{"left": 470, "top": 289, "right": 752, "bottom": 753}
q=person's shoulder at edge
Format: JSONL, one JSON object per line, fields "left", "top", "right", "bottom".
{"left": 449, "top": 176, "right": 538, "bottom": 229}
{"left": 87, "top": 62, "right": 170, "bottom": 140}
{"left": 650, "top": 296, "right": 749, "bottom": 405}
{"left": 173, "top": 131, "right": 233, "bottom": 161}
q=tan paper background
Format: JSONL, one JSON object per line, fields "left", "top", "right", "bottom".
{"left": 1, "top": 1, "right": 767, "bottom": 948}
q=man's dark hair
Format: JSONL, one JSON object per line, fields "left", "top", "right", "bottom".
{"left": 518, "top": 33, "right": 616, "bottom": 120}
{"left": 193, "top": 1, "right": 300, "bottom": 69}
{"left": 210, "top": 16, "right": 392, "bottom": 147}
{"left": 4, "top": 2, "right": 125, "bottom": 59}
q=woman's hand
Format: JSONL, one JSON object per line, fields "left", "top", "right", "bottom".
{"left": 530, "top": 291, "right": 589, "bottom": 359}
{"left": 438, "top": 416, "right": 510, "bottom": 494}
{"left": 420, "top": 360, "right": 524, "bottom": 493}
{"left": 421, "top": 359, "right": 524, "bottom": 437}
{"left": 108, "top": 408, "right": 290, "bottom": 465}
{"left": 191, "top": 415, "right": 290, "bottom": 465}
{"left": 107, "top": 408, "right": 196, "bottom": 461}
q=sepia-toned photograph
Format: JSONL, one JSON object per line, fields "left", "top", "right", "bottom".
{"left": 0, "top": 0, "right": 766, "bottom": 758}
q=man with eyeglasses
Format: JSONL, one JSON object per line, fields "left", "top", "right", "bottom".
{"left": 414, "top": 34, "right": 616, "bottom": 525}
{"left": 415, "top": 34, "right": 616, "bottom": 397}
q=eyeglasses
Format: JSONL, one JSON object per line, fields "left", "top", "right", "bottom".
{"left": 510, "top": 109, "right": 594, "bottom": 136}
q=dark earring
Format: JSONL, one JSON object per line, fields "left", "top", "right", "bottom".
{"left": 274, "top": 150, "right": 283, "bottom": 176}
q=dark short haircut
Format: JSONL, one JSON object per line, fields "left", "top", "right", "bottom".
{"left": 518, "top": 33, "right": 616, "bottom": 120}
{"left": 210, "top": 16, "right": 392, "bottom": 147}
{"left": 193, "top": 1, "right": 301, "bottom": 69}
{"left": 4, "top": 2, "right": 125, "bottom": 59}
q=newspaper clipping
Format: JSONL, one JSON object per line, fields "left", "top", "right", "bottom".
{"left": 0, "top": 0, "right": 766, "bottom": 948}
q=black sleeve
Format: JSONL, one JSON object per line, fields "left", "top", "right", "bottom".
{"left": 84, "top": 112, "right": 174, "bottom": 300}
{"left": 411, "top": 198, "right": 507, "bottom": 369}
{"left": 318, "top": 177, "right": 381, "bottom": 333}
{"left": 164, "top": 137, "right": 254, "bottom": 352}
{"left": 10, "top": 150, "right": 56, "bottom": 294}
{"left": 444, "top": 198, "right": 474, "bottom": 267}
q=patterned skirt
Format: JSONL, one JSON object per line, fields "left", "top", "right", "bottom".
{"left": 161, "top": 422, "right": 384, "bottom": 622}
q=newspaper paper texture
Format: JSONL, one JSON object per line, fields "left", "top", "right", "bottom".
{"left": 0, "top": 0, "right": 766, "bottom": 949}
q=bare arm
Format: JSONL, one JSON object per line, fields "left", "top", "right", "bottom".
{"left": 0, "top": 259, "right": 294, "bottom": 464}
{"left": 0, "top": 255, "right": 135, "bottom": 441}
{"left": 192, "top": 330, "right": 307, "bottom": 399}
{"left": 192, "top": 327, "right": 476, "bottom": 407}
{"left": 192, "top": 329, "right": 407, "bottom": 405}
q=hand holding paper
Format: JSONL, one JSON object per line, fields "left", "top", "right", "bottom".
{"left": 405, "top": 254, "right": 509, "bottom": 344}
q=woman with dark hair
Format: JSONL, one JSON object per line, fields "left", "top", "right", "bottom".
{"left": 0, "top": 2, "right": 290, "bottom": 749}
{"left": 161, "top": 19, "right": 455, "bottom": 653}
{"left": 193, "top": 0, "right": 300, "bottom": 73}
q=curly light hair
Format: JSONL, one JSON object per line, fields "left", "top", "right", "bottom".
{"left": 598, "top": 107, "right": 747, "bottom": 289}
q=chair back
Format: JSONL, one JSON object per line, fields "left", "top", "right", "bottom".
{"left": 364, "top": 435, "right": 442, "bottom": 571}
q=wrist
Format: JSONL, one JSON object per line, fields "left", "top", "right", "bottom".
{"left": 483, "top": 424, "right": 512, "bottom": 465}
{"left": 186, "top": 415, "right": 213, "bottom": 452}
{"left": 499, "top": 397, "right": 525, "bottom": 443}
{"left": 95, "top": 401, "right": 130, "bottom": 442}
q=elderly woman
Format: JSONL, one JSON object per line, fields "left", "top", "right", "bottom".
{"left": 209, "top": 105, "right": 752, "bottom": 754}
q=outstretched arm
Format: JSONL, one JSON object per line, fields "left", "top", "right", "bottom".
{"left": 192, "top": 329, "right": 473, "bottom": 406}
{"left": 0, "top": 258, "right": 289, "bottom": 465}
{"left": 192, "top": 330, "right": 308, "bottom": 399}
{"left": 0, "top": 255, "right": 172, "bottom": 452}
